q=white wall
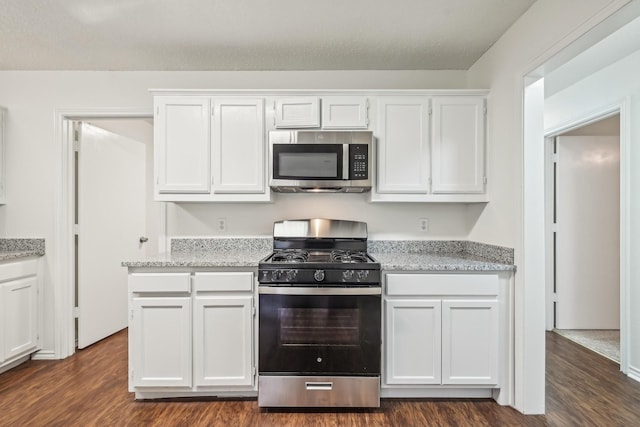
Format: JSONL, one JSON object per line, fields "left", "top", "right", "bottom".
{"left": 0, "top": 70, "right": 466, "bottom": 354}
{"left": 545, "top": 48, "right": 640, "bottom": 379}
{"left": 466, "top": 0, "right": 633, "bottom": 414}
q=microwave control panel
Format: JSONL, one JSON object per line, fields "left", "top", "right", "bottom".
{"left": 349, "top": 144, "right": 369, "bottom": 180}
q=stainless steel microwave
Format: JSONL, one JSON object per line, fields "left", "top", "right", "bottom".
{"left": 269, "top": 130, "right": 373, "bottom": 193}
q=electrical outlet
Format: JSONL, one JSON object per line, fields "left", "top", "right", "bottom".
{"left": 419, "top": 218, "right": 429, "bottom": 232}
{"left": 217, "top": 218, "right": 227, "bottom": 232}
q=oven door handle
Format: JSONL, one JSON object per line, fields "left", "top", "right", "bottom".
{"left": 258, "top": 286, "right": 381, "bottom": 296}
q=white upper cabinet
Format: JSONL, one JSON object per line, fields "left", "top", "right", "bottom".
{"left": 372, "top": 93, "right": 488, "bottom": 202}
{"left": 212, "top": 99, "right": 265, "bottom": 194}
{"left": 321, "top": 96, "right": 369, "bottom": 129}
{"left": 155, "top": 96, "right": 211, "bottom": 195}
{"left": 376, "top": 97, "right": 430, "bottom": 194}
{"left": 431, "top": 96, "right": 486, "bottom": 194}
{"left": 0, "top": 107, "right": 8, "bottom": 204}
{"left": 274, "top": 97, "right": 320, "bottom": 128}
{"left": 153, "top": 93, "right": 269, "bottom": 202}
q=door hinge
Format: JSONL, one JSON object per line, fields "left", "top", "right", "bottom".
{"left": 552, "top": 223, "right": 559, "bottom": 233}
{"left": 428, "top": 107, "right": 433, "bottom": 116}
{"left": 73, "top": 306, "right": 79, "bottom": 319}
{"left": 73, "top": 224, "right": 79, "bottom": 235}
{"left": 252, "top": 366, "right": 257, "bottom": 377}
{"left": 483, "top": 176, "right": 488, "bottom": 184}
{"left": 73, "top": 140, "right": 80, "bottom": 152}
{"left": 552, "top": 154, "right": 559, "bottom": 163}
{"left": 252, "top": 306, "right": 256, "bottom": 317}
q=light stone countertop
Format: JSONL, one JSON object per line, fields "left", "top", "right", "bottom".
{"left": 0, "top": 238, "right": 45, "bottom": 261}
{"left": 121, "top": 249, "right": 271, "bottom": 268}
{"left": 372, "top": 252, "right": 515, "bottom": 272}
{"left": 122, "top": 238, "right": 515, "bottom": 272}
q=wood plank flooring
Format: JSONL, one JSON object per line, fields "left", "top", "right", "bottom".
{"left": 1, "top": 331, "right": 639, "bottom": 426}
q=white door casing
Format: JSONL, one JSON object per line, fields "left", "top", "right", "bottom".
{"left": 77, "top": 122, "right": 147, "bottom": 348}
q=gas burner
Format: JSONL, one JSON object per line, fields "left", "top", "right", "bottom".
{"left": 271, "top": 249, "right": 309, "bottom": 263}
{"left": 330, "top": 250, "right": 369, "bottom": 263}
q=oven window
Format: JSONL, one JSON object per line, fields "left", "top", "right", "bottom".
{"left": 279, "top": 308, "right": 359, "bottom": 346}
{"left": 278, "top": 152, "right": 337, "bottom": 178}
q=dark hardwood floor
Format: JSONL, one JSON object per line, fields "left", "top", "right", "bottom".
{"left": 1, "top": 331, "right": 639, "bottom": 426}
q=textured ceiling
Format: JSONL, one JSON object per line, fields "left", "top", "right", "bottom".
{"left": 0, "top": 0, "right": 536, "bottom": 71}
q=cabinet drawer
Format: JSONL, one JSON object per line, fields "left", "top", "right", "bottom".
{"left": 129, "top": 273, "right": 191, "bottom": 293}
{"left": 0, "top": 259, "right": 38, "bottom": 282}
{"left": 386, "top": 274, "right": 498, "bottom": 296}
{"left": 194, "top": 272, "right": 254, "bottom": 292}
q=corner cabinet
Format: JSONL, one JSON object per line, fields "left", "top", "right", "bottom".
{"left": 372, "top": 94, "right": 488, "bottom": 202}
{"left": 128, "top": 270, "right": 257, "bottom": 399}
{"left": 382, "top": 272, "right": 512, "bottom": 404}
{"left": 0, "top": 258, "right": 41, "bottom": 374}
{"left": 153, "top": 94, "right": 268, "bottom": 202}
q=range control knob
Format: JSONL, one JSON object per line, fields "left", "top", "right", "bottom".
{"left": 342, "top": 270, "right": 354, "bottom": 281}
{"left": 271, "top": 270, "right": 282, "bottom": 281}
{"left": 356, "top": 270, "right": 369, "bottom": 281}
{"left": 314, "top": 269, "right": 325, "bottom": 282}
{"left": 286, "top": 269, "right": 298, "bottom": 282}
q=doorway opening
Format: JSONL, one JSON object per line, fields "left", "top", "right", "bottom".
{"left": 72, "top": 118, "right": 162, "bottom": 349}
{"left": 548, "top": 114, "right": 621, "bottom": 364}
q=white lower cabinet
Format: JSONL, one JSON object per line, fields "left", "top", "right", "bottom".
{"left": 193, "top": 272, "right": 254, "bottom": 387}
{"left": 128, "top": 271, "right": 256, "bottom": 397}
{"left": 130, "top": 296, "right": 192, "bottom": 388}
{"left": 383, "top": 273, "right": 500, "bottom": 395}
{"left": 0, "top": 258, "right": 40, "bottom": 373}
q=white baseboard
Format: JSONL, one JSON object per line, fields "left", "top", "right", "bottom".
{"left": 31, "top": 350, "right": 58, "bottom": 360}
{"left": 627, "top": 365, "right": 640, "bottom": 383}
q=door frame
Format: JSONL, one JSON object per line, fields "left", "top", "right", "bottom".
{"left": 53, "top": 108, "right": 164, "bottom": 358}
{"left": 543, "top": 101, "right": 630, "bottom": 374}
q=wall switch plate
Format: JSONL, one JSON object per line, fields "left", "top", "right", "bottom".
{"left": 419, "top": 218, "right": 429, "bottom": 232}
{"left": 217, "top": 218, "right": 227, "bottom": 232}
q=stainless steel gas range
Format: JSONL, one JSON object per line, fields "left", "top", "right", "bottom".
{"left": 257, "top": 219, "right": 381, "bottom": 408}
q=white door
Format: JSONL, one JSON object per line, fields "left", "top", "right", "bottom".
{"left": 77, "top": 122, "right": 148, "bottom": 348}
{"left": 556, "top": 135, "right": 620, "bottom": 329}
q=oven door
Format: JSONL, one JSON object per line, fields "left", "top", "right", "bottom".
{"left": 258, "top": 286, "right": 381, "bottom": 376}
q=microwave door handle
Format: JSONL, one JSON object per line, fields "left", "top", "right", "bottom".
{"left": 343, "top": 145, "right": 349, "bottom": 180}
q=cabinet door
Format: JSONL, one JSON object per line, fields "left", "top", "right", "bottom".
{"left": 385, "top": 299, "right": 441, "bottom": 385}
{"left": 130, "top": 297, "right": 192, "bottom": 388}
{"left": 155, "top": 96, "right": 211, "bottom": 194}
{"left": 274, "top": 97, "right": 320, "bottom": 128}
{"left": 212, "top": 99, "right": 265, "bottom": 193}
{"left": 322, "top": 96, "right": 369, "bottom": 129}
{"left": 2, "top": 276, "right": 38, "bottom": 360}
{"left": 431, "top": 96, "right": 485, "bottom": 194}
{"left": 377, "top": 97, "right": 430, "bottom": 193}
{"left": 194, "top": 295, "right": 254, "bottom": 386}
{"left": 441, "top": 299, "right": 498, "bottom": 385}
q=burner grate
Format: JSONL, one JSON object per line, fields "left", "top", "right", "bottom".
{"left": 330, "top": 250, "right": 369, "bottom": 263}
{"left": 271, "top": 249, "right": 309, "bottom": 263}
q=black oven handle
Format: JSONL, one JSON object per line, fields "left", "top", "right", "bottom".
{"left": 258, "top": 286, "right": 381, "bottom": 296}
